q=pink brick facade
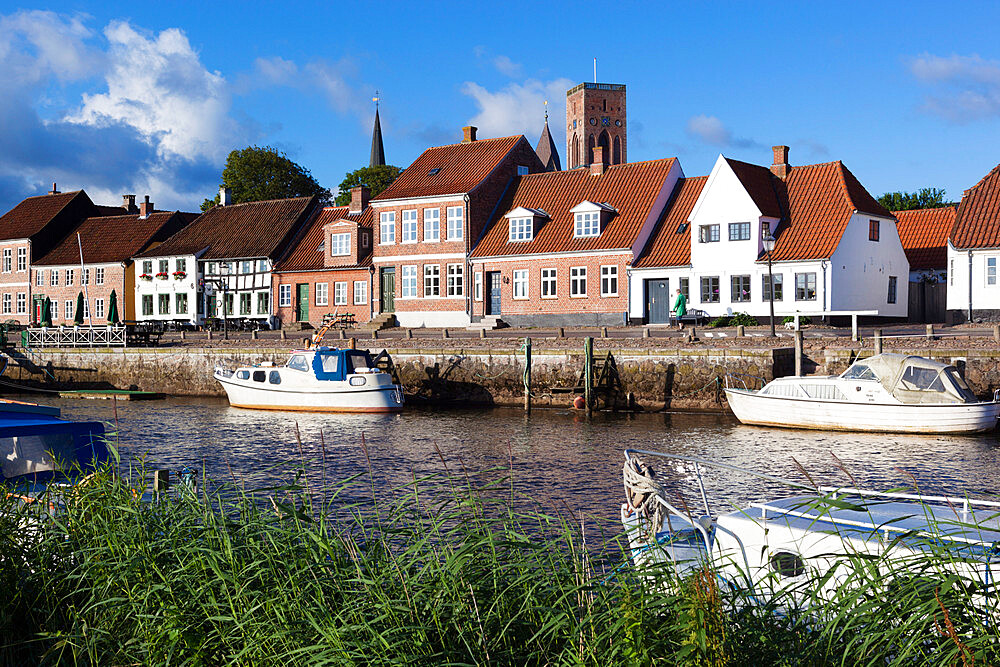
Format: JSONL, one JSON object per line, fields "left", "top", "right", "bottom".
{"left": 29, "top": 262, "right": 129, "bottom": 324}
{"left": 272, "top": 268, "right": 373, "bottom": 328}
{"left": 0, "top": 240, "right": 33, "bottom": 323}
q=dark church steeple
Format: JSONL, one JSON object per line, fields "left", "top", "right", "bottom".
{"left": 369, "top": 92, "right": 385, "bottom": 168}
{"left": 534, "top": 101, "right": 561, "bottom": 172}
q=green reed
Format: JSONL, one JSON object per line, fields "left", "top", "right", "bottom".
{"left": 0, "top": 460, "right": 998, "bottom": 666}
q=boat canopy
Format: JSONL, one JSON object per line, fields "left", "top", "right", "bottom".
{"left": 840, "top": 353, "right": 979, "bottom": 404}
{"left": 309, "top": 347, "right": 376, "bottom": 382}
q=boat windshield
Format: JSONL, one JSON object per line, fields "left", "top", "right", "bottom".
{"left": 345, "top": 351, "right": 374, "bottom": 373}
{"left": 841, "top": 363, "right": 879, "bottom": 381}
{"left": 318, "top": 353, "right": 339, "bottom": 374}
{"left": 287, "top": 355, "right": 311, "bottom": 372}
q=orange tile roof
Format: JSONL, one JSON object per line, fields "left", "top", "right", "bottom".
{"left": 725, "top": 159, "right": 781, "bottom": 218}
{"left": 950, "top": 163, "right": 1000, "bottom": 249}
{"left": 470, "top": 159, "right": 677, "bottom": 258}
{"left": 35, "top": 211, "right": 197, "bottom": 266}
{"left": 373, "top": 135, "right": 527, "bottom": 200}
{"left": 0, "top": 191, "right": 89, "bottom": 241}
{"left": 275, "top": 206, "right": 374, "bottom": 272}
{"left": 633, "top": 176, "right": 707, "bottom": 268}
{"left": 893, "top": 206, "right": 955, "bottom": 270}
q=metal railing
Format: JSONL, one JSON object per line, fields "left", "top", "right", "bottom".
{"left": 26, "top": 325, "right": 127, "bottom": 348}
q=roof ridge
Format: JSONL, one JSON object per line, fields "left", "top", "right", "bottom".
{"left": 964, "top": 162, "right": 1000, "bottom": 195}
{"left": 423, "top": 134, "right": 524, "bottom": 150}
{"left": 210, "top": 195, "right": 314, "bottom": 207}
{"left": 21, "top": 189, "right": 84, "bottom": 200}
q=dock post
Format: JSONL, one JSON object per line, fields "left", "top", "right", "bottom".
{"left": 642, "top": 327, "right": 649, "bottom": 338}
{"left": 479, "top": 328, "right": 486, "bottom": 339}
{"left": 338, "top": 329, "right": 345, "bottom": 340}
{"left": 874, "top": 329, "right": 883, "bottom": 354}
{"left": 280, "top": 329, "right": 286, "bottom": 340}
{"left": 524, "top": 337, "right": 532, "bottom": 413}
{"left": 584, "top": 336, "right": 593, "bottom": 415}
{"left": 852, "top": 314, "right": 859, "bottom": 342}
{"left": 926, "top": 324, "right": 935, "bottom": 341}
{"left": 207, "top": 329, "right": 213, "bottom": 341}
{"left": 736, "top": 324, "right": 745, "bottom": 337}
{"left": 349, "top": 337, "right": 356, "bottom": 350}
{"left": 600, "top": 326, "right": 608, "bottom": 338}
{"left": 372, "top": 329, "right": 378, "bottom": 340}
{"left": 442, "top": 328, "right": 449, "bottom": 339}
{"left": 406, "top": 328, "right": 413, "bottom": 339}
{"left": 558, "top": 326, "right": 565, "bottom": 338}
{"left": 252, "top": 329, "right": 258, "bottom": 340}
{"left": 994, "top": 325, "right": 1000, "bottom": 343}
{"left": 180, "top": 330, "right": 186, "bottom": 340}
{"left": 794, "top": 330, "right": 803, "bottom": 377}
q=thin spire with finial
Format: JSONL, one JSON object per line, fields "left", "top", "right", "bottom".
{"left": 534, "top": 99, "right": 561, "bottom": 172}
{"left": 369, "top": 90, "right": 385, "bottom": 168}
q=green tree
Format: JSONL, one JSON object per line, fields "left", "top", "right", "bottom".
{"left": 201, "top": 146, "right": 332, "bottom": 211}
{"left": 876, "top": 188, "right": 951, "bottom": 212}
{"left": 334, "top": 165, "right": 402, "bottom": 206}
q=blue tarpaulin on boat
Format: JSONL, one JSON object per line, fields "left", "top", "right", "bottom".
{"left": 0, "top": 415, "right": 107, "bottom": 482}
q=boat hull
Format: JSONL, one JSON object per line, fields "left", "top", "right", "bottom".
{"left": 725, "top": 388, "right": 1000, "bottom": 434}
{"left": 217, "top": 377, "right": 404, "bottom": 413}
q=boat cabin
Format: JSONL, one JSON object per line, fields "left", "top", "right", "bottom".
{"left": 841, "top": 353, "right": 978, "bottom": 405}
{"left": 234, "top": 347, "right": 378, "bottom": 384}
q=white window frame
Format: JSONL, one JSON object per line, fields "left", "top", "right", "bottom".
{"left": 35, "top": 270, "right": 43, "bottom": 286}
{"left": 380, "top": 211, "right": 396, "bottom": 244}
{"left": 600, "top": 265, "right": 618, "bottom": 297}
{"left": 987, "top": 257, "right": 997, "bottom": 286}
{"left": 50, "top": 299, "right": 57, "bottom": 320}
{"left": 401, "top": 265, "right": 419, "bottom": 298}
{"left": 315, "top": 282, "right": 329, "bottom": 306}
{"left": 574, "top": 212, "right": 600, "bottom": 238}
{"left": 16, "top": 248, "right": 26, "bottom": 272}
{"left": 330, "top": 233, "right": 351, "bottom": 256}
{"left": 447, "top": 206, "right": 464, "bottom": 240}
{"left": 512, "top": 269, "right": 529, "bottom": 300}
{"left": 570, "top": 266, "right": 587, "bottom": 297}
{"left": 699, "top": 224, "right": 720, "bottom": 243}
{"left": 66, "top": 269, "right": 74, "bottom": 286}
{"left": 16, "top": 292, "right": 25, "bottom": 314}
{"left": 402, "top": 209, "right": 418, "bottom": 243}
{"left": 424, "top": 264, "right": 440, "bottom": 297}
{"left": 447, "top": 263, "right": 463, "bottom": 297}
{"left": 95, "top": 298, "right": 105, "bottom": 319}
{"left": 65, "top": 299, "right": 74, "bottom": 320}
{"left": 50, "top": 269, "right": 59, "bottom": 286}
{"left": 278, "top": 284, "right": 292, "bottom": 307}
{"left": 423, "top": 208, "right": 440, "bottom": 242}
{"left": 1, "top": 294, "right": 9, "bottom": 314}
{"left": 334, "top": 282, "right": 348, "bottom": 306}
{"left": 82, "top": 268, "right": 89, "bottom": 285}
{"left": 353, "top": 280, "right": 367, "bottom": 305}
{"left": 541, "top": 268, "right": 557, "bottom": 299}
{"left": 474, "top": 271, "right": 482, "bottom": 301}
{"left": 2, "top": 249, "right": 10, "bottom": 273}
{"left": 508, "top": 217, "right": 533, "bottom": 242}
{"left": 96, "top": 267, "right": 105, "bottom": 285}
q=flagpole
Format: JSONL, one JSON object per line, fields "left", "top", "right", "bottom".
{"left": 78, "top": 233, "right": 92, "bottom": 326}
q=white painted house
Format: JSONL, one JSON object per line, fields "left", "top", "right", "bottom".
{"left": 946, "top": 163, "right": 1000, "bottom": 322}
{"left": 629, "top": 147, "right": 908, "bottom": 323}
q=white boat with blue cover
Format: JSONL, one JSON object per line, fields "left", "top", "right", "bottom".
{"left": 725, "top": 353, "right": 1000, "bottom": 434}
{"left": 214, "top": 346, "right": 404, "bottom": 413}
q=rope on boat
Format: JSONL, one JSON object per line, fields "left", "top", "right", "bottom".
{"left": 622, "top": 457, "right": 668, "bottom": 539}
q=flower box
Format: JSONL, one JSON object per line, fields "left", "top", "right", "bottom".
{"left": 140, "top": 273, "right": 153, "bottom": 281}
{"left": 172, "top": 271, "right": 186, "bottom": 279}
{"left": 156, "top": 272, "right": 169, "bottom": 279}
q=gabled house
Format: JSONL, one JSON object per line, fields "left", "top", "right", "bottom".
{"left": 469, "top": 153, "right": 682, "bottom": 325}
{"left": 895, "top": 206, "right": 955, "bottom": 323}
{"left": 946, "top": 164, "right": 1000, "bottom": 322}
{"left": 369, "top": 127, "right": 545, "bottom": 327}
{"left": 133, "top": 191, "right": 319, "bottom": 328}
{"left": 272, "top": 187, "right": 375, "bottom": 328}
{"left": 628, "top": 146, "right": 907, "bottom": 323}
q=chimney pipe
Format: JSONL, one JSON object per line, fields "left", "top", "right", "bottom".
{"left": 462, "top": 126, "right": 478, "bottom": 143}
{"left": 123, "top": 194, "right": 138, "bottom": 213}
{"left": 590, "top": 146, "right": 607, "bottom": 176}
{"left": 220, "top": 187, "right": 232, "bottom": 206}
{"left": 350, "top": 185, "right": 370, "bottom": 214}
{"left": 139, "top": 195, "right": 154, "bottom": 219}
{"left": 770, "top": 145, "right": 791, "bottom": 179}
{"left": 49, "top": 182, "right": 60, "bottom": 195}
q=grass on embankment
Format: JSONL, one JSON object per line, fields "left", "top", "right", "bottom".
{"left": 0, "top": 462, "right": 996, "bottom": 666}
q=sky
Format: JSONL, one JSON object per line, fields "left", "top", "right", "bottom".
{"left": 2, "top": 1, "right": 1000, "bottom": 214}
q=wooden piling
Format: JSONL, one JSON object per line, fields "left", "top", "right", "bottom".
{"left": 584, "top": 336, "right": 593, "bottom": 416}
{"left": 994, "top": 325, "right": 1000, "bottom": 343}
{"left": 479, "top": 328, "right": 486, "bottom": 339}
{"left": 794, "top": 330, "right": 803, "bottom": 377}
{"left": 349, "top": 337, "right": 356, "bottom": 350}
{"left": 180, "top": 330, "right": 186, "bottom": 340}
{"left": 372, "top": 329, "right": 378, "bottom": 340}
{"left": 926, "top": 324, "right": 935, "bottom": 341}
{"left": 558, "top": 327, "right": 565, "bottom": 338}
{"left": 523, "top": 337, "right": 532, "bottom": 413}
{"left": 251, "top": 329, "right": 258, "bottom": 340}
{"left": 280, "top": 329, "right": 286, "bottom": 340}
{"left": 600, "top": 326, "right": 608, "bottom": 338}
{"left": 207, "top": 329, "right": 212, "bottom": 341}
{"left": 338, "top": 329, "right": 345, "bottom": 340}
{"left": 736, "top": 324, "right": 745, "bottom": 337}
{"left": 642, "top": 327, "right": 650, "bottom": 338}
{"left": 442, "top": 328, "right": 449, "bottom": 339}
{"left": 874, "top": 329, "right": 883, "bottom": 354}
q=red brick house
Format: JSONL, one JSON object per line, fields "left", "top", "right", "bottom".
{"left": 369, "top": 127, "right": 545, "bottom": 327}
{"left": 272, "top": 187, "right": 374, "bottom": 328}
{"left": 468, "top": 154, "right": 682, "bottom": 325}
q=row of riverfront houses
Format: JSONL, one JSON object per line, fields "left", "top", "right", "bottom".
{"left": 2, "top": 130, "right": 1000, "bottom": 329}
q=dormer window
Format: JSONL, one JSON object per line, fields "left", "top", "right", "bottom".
{"left": 570, "top": 200, "right": 615, "bottom": 239}
{"left": 330, "top": 233, "right": 351, "bottom": 256}
{"left": 509, "top": 217, "right": 533, "bottom": 242}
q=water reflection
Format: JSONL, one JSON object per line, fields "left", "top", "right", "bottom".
{"left": 36, "top": 397, "right": 1000, "bottom": 526}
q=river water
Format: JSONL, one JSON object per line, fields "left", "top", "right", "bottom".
{"left": 37, "top": 396, "right": 1000, "bottom": 534}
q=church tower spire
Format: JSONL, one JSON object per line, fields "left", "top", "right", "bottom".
{"left": 369, "top": 92, "right": 386, "bottom": 168}
{"left": 534, "top": 100, "right": 562, "bottom": 172}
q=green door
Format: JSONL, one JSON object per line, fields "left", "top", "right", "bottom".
{"left": 380, "top": 268, "right": 395, "bottom": 313}
{"left": 296, "top": 283, "right": 309, "bottom": 322}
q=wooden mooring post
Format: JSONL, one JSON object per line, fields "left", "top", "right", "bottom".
{"left": 874, "top": 329, "right": 883, "bottom": 354}
{"left": 794, "top": 330, "right": 803, "bottom": 377}
{"left": 523, "top": 337, "right": 532, "bottom": 413}
{"left": 584, "top": 336, "right": 594, "bottom": 415}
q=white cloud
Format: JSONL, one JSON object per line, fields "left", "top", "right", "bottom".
{"left": 910, "top": 53, "right": 1000, "bottom": 122}
{"left": 0, "top": 10, "right": 101, "bottom": 86}
{"left": 686, "top": 114, "right": 758, "bottom": 149}
{"left": 461, "top": 77, "right": 573, "bottom": 144}
{"left": 247, "top": 56, "right": 364, "bottom": 117}
{"left": 493, "top": 55, "right": 522, "bottom": 78}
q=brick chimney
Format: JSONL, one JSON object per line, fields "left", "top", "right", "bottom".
{"left": 462, "top": 126, "right": 478, "bottom": 143}
{"left": 220, "top": 186, "right": 232, "bottom": 206}
{"left": 49, "top": 182, "right": 60, "bottom": 195}
{"left": 350, "top": 185, "right": 370, "bottom": 214}
{"left": 590, "top": 146, "right": 607, "bottom": 176}
{"left": 139, "top": 195, "right": 154, "bottom": 219}
{"left": 771, "top": 145, "right": 791, "bottom": 179}
{"left": 122, "top": 194, "right": 138, "bottom": 213}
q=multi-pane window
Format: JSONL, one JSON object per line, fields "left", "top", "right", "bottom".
{"left": 257, "top": 292, "right": 269, "bottom": 314}
{"left": 887, "top": 276, "right": 897, "bottom": 304}
{"left": 2, "top": 249, "right": 11, "bottom": 272}
{"left": 50, "top": 270, "right": 59, "bottom": 286}
{"left": 16, "top": 248, "right": 26, "bottom": 272}
{"left": 95, "top": 299, "right": 105, "bottom": 319}
{"left": 240, "top": 293, "right": 251, "bottom": 315}
{"left": 423, "top": 208, "right": 440, "bottom": 242}
{"left": 731, "top": 275, "right": 751, "bottom": 302}
{"left": 541, "top": 268, "right": 557, "bottom": 298}
{"left": 699, "top": 225, "right": 720, "bottom": 243}
{"left": 83, "top": 300, "right": 90, "bottom": 319}
{"left": 176, "top": 293, "right": 188, "bottom": 314}
{"left": 96, "top": 267, "right": 105, "bottom": 285}
{"left": 795, "top": 272, "right": 817, "bottom": 301}
{"left": 206, "top": 262, "right": 217, "bottom": 275}
{"left": 512, "top": 269, "right": 528, "bottom": 299}
{"left": 474, "top": 272, "right": 483, "bottom": 301}
{"left": 869, "top": 220, "right": 880, "bottom": 241}
{"left": 258, "top": 259, "right": 267, "bottom": 272}
{"left": 16, "top": 293, "right": 25, "bottom": 314}
{"left": 509, "top": 217, "right": 533, "bottom": 242}
{"left": 680, "top": 277, "right": 690, "bottom": 301}
{"left": 402, "top": 210, "right": 418, "bottom": 243}
{"left": 353, "top": 281, "right": 367, "bottom": 305}
{"left": 988, "top": 258, "right": 997, "bottom": 286}
{"left": 1, "top": 294, "right": 9, "bottom": 314}
{"left": 700, "top": 276, "right": 720, "bottom": 302}
{"left": 380, "top": 212, "right": 396, "bottom": 244}
{"left": 223, "top": 294, "right": 234, "bottom": 316}
{"left": 601, "top": 265, "right": 618, "bottom": 297}
{"left": 278, "top": 284, "right": 292, "bottom": 307}
{"left": 447, "top": 206, "right": 464, "bottom": 240}
{"left": 143, "top": 261, "right": 153, "bottom": 275}
{"left": 65, "top": 300, "right": 73, "bottom": 320}
{"left": 158, "top": 259, "right": 168, "bottom": 274}
{"left": 950, "top": 259, "right": 955, "bottom": 286}
{"left": 66, "top": 269, "right": 74, "bottom": 286}
{"left": 176, "top": 258, "right": 187, "bottom": 273}
{"left": 158, "top": 294, "right": 170, "bottom": 315}
{"left": 315, "top": 282, "right": 329, "bottom": 306}
{"left": 762, "top": 274, "right": 784, "bottom": 301}
{"left": 82, "top": 268, "right": 89, "bottom": 285}
{"left": 330, "top": 233, "right": 351, "bottom": 256}
{"left": 570, "top": 267, "right": 587, "bottom": 296}
{"left": 574, "top": 212, "right": 600, "bottom": 238}
{"left": 424, "top": 265, "right": 440, "bottom": 297}
{"left": 50, "top": 300, "right": 58, "bottom": 320}
{"left": 334, "top": 282, "right": 348, "bottom": 306}
{"left": 401, "top": 265, "right": 418, "bottom": 298}
{"left": 728, "top": 222, "right": 751, "bottom": 241}
{"left": 35, "top": 270, "right": 43, "bottom": 286}
{"left": 447, "top": 264, "right": 463, "bottom": 297}
{"left": 142, "top": 295, "right": 153, "bottom": 316}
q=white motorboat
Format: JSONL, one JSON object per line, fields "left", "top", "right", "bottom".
{"left": 724, "top": 353, "right": 1000, "bottom": 434}
{"left": 214, "top": 346, "right": 404, "bottom": 413}
{"left": 621, "top": 450, "right": 1000, "bottom": 611}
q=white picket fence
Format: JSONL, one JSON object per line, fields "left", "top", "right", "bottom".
{"left": 26, "top": 325, "right": 127, "bottom": 348}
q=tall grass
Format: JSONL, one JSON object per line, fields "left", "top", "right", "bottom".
{"left": 1, "top": 459, "right": 997, "bottom": 666}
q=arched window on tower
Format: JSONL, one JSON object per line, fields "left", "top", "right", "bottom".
{"left": 587, "top": 134, "right": 595, "bottom": 165}
{"left": 598, "top": 130, "right": 610, "bottom": 164}
{"left": 572, "top": 134, "right": 580, "bottom": 168}
{"left": 613, "top": 135, "right": 622, "bottom": 164}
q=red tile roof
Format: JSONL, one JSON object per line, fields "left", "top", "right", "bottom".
{"left": 137, "top": 197, "right": 318, "bottom": 260}
{"left": 950, "top": 163, "right": 1000, "bottom": 249}
{"left": 373, "top": 135, "right": 527, "bottom": 200}
{"left": 470, "top": 159, "right": 677, "bottom": 258}
{"left": 34, "top": 212, "right": 197, "bottom": 266}
{"left": 633, "top": 176, "right": 707, "bottom": 268}
{"left": 725, "top": 159, "right": 781, "bottom": 218}
{"left": 0, "top": 191, "right": 89, "bottom": 241}
{"left": 274, "top": 206, "right": 374, "bottom": 272}
{"left": 768, "top": 161, "right": 891, "bottom": 262}
{"left": 894, "top": 206, "right": 955, "bottom": 270}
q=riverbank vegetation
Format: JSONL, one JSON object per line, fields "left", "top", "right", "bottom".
{"left": 1, "top": 460, "right": 996, "bottom": 665}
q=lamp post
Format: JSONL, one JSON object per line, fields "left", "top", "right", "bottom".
{"left": 763, "top": 232, "right": 776, "bottom": 338}
{"left": 219, "top": 262, "right": 229, "bottom": 340}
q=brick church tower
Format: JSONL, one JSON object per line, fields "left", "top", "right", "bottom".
{"left": 565, "top": 82, "right": 626, "bottom": 169}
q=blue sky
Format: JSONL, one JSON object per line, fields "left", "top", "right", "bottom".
{"left": 2, "top": 1, "right": 1000, "bottom": 213}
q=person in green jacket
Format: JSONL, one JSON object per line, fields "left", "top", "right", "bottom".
{"left": 672, "top": 288, "right": 687, "bottom": 330}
